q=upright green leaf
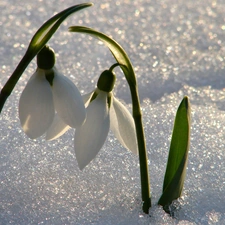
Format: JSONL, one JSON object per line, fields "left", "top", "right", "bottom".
{"left": 158, "top": 96, "right": 191, "bottom": 209}
{"left": 0, "top": 3, "right": 92, "bottom": 113}
{"left": 69, "top": 26, "right": 151, "bottom": 213}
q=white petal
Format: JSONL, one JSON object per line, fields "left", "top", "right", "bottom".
{"left": 19, "top": 69, "right": 54, "bottom": 139}
{"left": 52, "top": 69, "right": 86, "bottom": 128}
{"left": 82, "top": 91, "right": 94, "bottom": 107}
{"left": 45, "top": 113, "right": 70, "bottom": 140}
{"left": 74, "top": 91, "right": 110, "bottom": 170}
{"left": 110, "top": 96, "right": 138, "bottom": 154}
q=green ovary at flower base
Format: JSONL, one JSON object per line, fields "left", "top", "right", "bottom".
{"left": 19, "top": 45, "right": 86, "bottom": 139}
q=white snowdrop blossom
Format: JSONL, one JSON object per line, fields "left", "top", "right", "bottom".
{"left": 45, "top": 68, "right": 138, "bottom": 169}
{"left": 19, "top": 46, "right": 86, "bottom": 139}
{"left": 74, "top": 70, "right": 138, "bottom": 170}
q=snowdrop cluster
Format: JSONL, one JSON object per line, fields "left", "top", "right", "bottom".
{"left": 1, "top": 4, "right": 190, "bottom": 214}
{"left": 19, "top": 46, "right": 138, "bottom": 169}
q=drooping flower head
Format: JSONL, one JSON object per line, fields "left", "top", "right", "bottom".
{"left": 74, "top": 68, "right": 138, "bottom": 170}
{"left": 19, "top": 45, "right": 86, "bottom": 139}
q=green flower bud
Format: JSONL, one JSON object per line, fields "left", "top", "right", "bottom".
{"left": 37, "top": 45, "right": 55, "bottom": 70}
{"left": 97, "top": 70, "right": 116, "bottom": 92}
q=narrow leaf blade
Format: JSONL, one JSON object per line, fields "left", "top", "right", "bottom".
{"left": 69, "top": 26, "right": 136, "bottom": 87}
{"left": 29, "top": 3, "right": 93, "bottom": 53}
{"left": 158, "top": 96, "right": 191, "bottom": 207}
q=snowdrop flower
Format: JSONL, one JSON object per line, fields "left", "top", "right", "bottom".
{"left": 19, "top": 45, "right": 86, "bottom": 139}
{"left": 75, "top": 69, "right": 138, "bottom": 170}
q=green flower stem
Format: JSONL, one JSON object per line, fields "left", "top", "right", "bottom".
{"left": 110, "top": 63, "right": 151, "bottom": 213}
{"left": 109, "top": 63, "right": 120, "bottom": 71}
{"left": 0, "top": 51, "right": 34, "bottom": 113}
{"left": 69, "top": 26, "right": 151, "bottom": 213}
{"left": 0, "top": 3, "right": 92, "bottom": 113}
{"left": 129, "top": 83, "right": 151, "bottom": 213}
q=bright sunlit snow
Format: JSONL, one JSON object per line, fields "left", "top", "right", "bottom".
{"left": 1, "top": 0, "right": 225, "bottom": 224}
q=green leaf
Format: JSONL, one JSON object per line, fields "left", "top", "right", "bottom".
{"left": 0, "top": 3, "right": 92, "bottom": 113}
{"left": 69, "top": 26, "right": 136, "bottom": 87}
{"left": 158, "top": 96, "right": 191, "bottom": 208}
{"left": 29, "top": 3, "right": 93, "bottom": 53}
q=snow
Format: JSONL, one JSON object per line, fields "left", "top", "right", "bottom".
{"left": 1, "top": 0, "right": 225, "bottom": 224}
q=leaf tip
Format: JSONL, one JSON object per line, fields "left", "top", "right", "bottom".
{"left": 178, "top": 96, "right": 190, "bottom": 115}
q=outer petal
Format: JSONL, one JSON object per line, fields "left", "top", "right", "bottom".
{"left": 110, "top": 96, "right": 138, "bottom": 154}
{"left": 74, "top": 91, "right": 110, "bottom": 170}
{"left": 82, "top": 91, "right": 94, "bottom": 107}
{"left": 45, "top": 113, "right": 70, "bottom": 140}
{"left": 46, "top": 90, "right": 95, "bottom": 141}
{"left": 51, "top": 68, "right": 86, "bottom": 128}
{"left": 19, "top": 69, "right": 54, "bottom": 139}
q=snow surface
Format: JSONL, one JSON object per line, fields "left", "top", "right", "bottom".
{"left": 1, "top": 0, "right": 225, "bottom": 224}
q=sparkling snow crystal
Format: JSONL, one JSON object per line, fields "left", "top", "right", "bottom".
{"left": 1, "top": 0, "right": 225, "bottom": 224}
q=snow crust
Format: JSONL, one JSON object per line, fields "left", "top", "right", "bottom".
{"left": 1, "top": 0, "right": 225, "bottom": 224}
